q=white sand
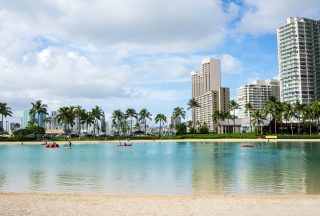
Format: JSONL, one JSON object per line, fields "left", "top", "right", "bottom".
{"left": 0, "top": 193, "right": 319, "bottom": 216}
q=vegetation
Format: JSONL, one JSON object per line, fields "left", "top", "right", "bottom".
{"left": 0, "top": 102, "right": 13, "bottom": 132}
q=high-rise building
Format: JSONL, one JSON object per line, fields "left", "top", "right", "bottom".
{"left": 191, "top": 58, "right": 221, "bottom": 98}
{"left": 22, "top": 110, "right": 31, "bottom": 129}
{"left": 277, "top": 17, "right": 320, "bottom": 104}
{"left": 191, "top": 58, "right": 229, "bottom": 131}
{"left": 237, "top": 79, "right": 280, "bottom": 118}
{"left": 195, "top": 88, "right": 230, "bottom": 129}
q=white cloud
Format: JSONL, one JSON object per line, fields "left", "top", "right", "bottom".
{"left": 220, "top": 54, "right": 242, "bottom": 74}
{"left": 235, "top": 0, "right": 320, "bottom": 35}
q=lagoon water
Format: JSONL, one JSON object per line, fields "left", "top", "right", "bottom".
{"left": 0, "top": 142, "right": 320, "bottom": 195}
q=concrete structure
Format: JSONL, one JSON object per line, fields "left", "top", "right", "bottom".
{"left": 191, "top": 58, "right": 229, "bottom": 131}
{"left": 195, "top": 88, "right": 230, "bottom": 130}
{"left": 277, "top": 17, "right": 320, "bottom": 105}
{"left": 192, "top": 58, "right": 221, "bottom": 98}
{"left": 237, "top": 79, "right": 280, "bottom": 118}
{"left": 22, "top": 110, "right": 31, "bottom": 129}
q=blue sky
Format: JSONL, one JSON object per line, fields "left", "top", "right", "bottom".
{"left": 0, "top": 0, "right": 319, "bottom": 123}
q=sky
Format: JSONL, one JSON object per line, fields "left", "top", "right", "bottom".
{"left": 0, "top": 0, "right": 319, "bottom": 124}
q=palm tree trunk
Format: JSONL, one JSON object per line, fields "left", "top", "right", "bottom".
{"left": 145, "top": 118, "right": 147, "bottom": 135}
{"left": 298, "top": 117, "right": 300, "bottom": 135}
{"left": 274, "top": 115, "right": 277, "bottom": 134}
{"left": 249, "top": 112, "right": 252, "bottom": 133}
{"left": 309, "top": 119, "right": 312, "bottom": 135}
{"left": 233, "top": 110, "right": 236, "bottom": 133}
{"left": 291, "top": 121, "right": 293, "bottom": 135}
{"left": 269, "top": 116, "right": 272, "bottom": 134}
{"left": 1, "top": 114, "right": 3, "bottom": 131}
{"left": 159, "top": 121, "right": 162, "bottom": 138}
{"left": 130, "top": 117, "right": 133, "bottom": 136}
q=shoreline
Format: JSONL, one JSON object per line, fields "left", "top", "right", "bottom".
{"left": 1, "top": 138, "right": 320, "bottom": 145}
{"left": 1, "top": 192, "right": 320, "bottom": 215}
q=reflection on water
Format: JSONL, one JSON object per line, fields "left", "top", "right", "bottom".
{"left": 29, "top": 170, "right": 46, "bottom": 191}
{"left": 0, "top": 142, "right": 319, "bottom": 195}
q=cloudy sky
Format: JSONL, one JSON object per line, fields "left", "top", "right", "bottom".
{"left": 0, "top": 0, "right": 319, "bottom": 123}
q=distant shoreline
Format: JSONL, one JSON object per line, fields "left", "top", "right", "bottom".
{"left": 1, "top": 138, "right": 320, "bottom": 145}
{"left": 1, "top": 192, "right": 320, "bottom": 216}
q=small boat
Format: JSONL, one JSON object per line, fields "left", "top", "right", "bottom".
{"left": 117, "top": 143, "right": 132, "bottom": 147}
{"left": 241, "top": 144, "right": 256, "bottom": 148}
{"left": 45, "top": 143, "right": 60, "bottom": 148}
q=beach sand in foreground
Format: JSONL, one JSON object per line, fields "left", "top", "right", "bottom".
{"left": 0, "top": 193, "right": 320, "bottom": 216}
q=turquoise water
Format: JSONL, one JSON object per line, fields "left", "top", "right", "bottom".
{"left": 0, "top": 142, "right": 320, "bottom": 195}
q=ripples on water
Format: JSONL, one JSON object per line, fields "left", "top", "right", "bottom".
{"left": 0, "top": 142, "right": 319, "bottom": 195}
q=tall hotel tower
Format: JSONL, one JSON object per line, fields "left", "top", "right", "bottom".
{"left": 277, "top": 17, "right": 320, "bottom": 104}
{"left": 191, "top": 58, "right": 229, "bottom": 131}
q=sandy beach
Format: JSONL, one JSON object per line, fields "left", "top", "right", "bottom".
{"left": 1, "top": 138, "right": 320, "bottom": 145}
{"left": 0, "top": 193, "right": 319, "bottom": 216}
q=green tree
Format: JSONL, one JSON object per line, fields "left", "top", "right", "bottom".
{"left": 154, "top": 113, "right": 167, "bottom": 138}
{"left": 126, "top": 108, "right": 137, "bottom": 136}
{"left": 56, "top": 106, "right": 75, "bottom": 135}
{"left": 172, "top": 106, "right": 186, "bottom": 120}
{"left": 175, "top": 123, "right": 187, "bottom": 134}
{"left": 91, "top": 106, "right": 104, "bottom": 137}
{"left": 112, "top": 110, "right": 125, "bottom": 136}
{"left": 29, "top": 100, "right": 48, "bottom": 138}
{"left": 139, "top": 108, "right": 152, "bottom": 135}
{"left": 244, "top": 102, "right": 254, "bottom": 133}
{"left": 81, "top": 111, "right": 95, "bottom": 137}
{"left": 0, "top": 102, "right": 13, "bottom": 132}
{"left": 264, "top": 96, "right": 281, "bottom": 134}
{"left": 73, "top": 105, "right": 85, "bottom": 136}
{"left": 293, "top": 101, "right": 304, "bottom": 135}
{"left": 229, "top": 100, "right": 238, "bottom": 133}
{"left": 187, "top": 98, "right": 200, "bottom": 133}
{"left": 282, "top": 102, "right": 294, "bottom": 135}
{"left": 252, "top": 109, "right": 266, "bottom": 134}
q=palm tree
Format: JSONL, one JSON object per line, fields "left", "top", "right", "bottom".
{"left": 252, "top": 109, "right": 266, "bottom": 134}
{"left": 244, "top": 102, "right": 254, "bottom": 133}
{"left": 56, "top": 106, "right": 75, "bottom": 135}
{"left": 282, "top": 103, "right": 294, "bottom": 135}
{"left": 29, "top": 100, "right": 48, "bottom": 138}
{"left": 139, "top": 108, "right": 152, "bottom": 135}
{"left": 0, "top": 102, "right": 13, "bottom": 132}
{"left": 302, "top": 105, "right": 315, "bottom": 135}
{"left": 310, "top": 101, "right": 320, "bottom": 134}
{"left": 187, "top": 98, "right": 200, "bottom": 133}
{"left": 91, "top": 106, "right": 104, "bottom": 137}
{"left": 29, "top": 100, "right": 48, "bottom": 128}
{"left": 73, "top": 105, "right": 85, "bottom": 136}
{"left": 81, "top": 111, "right": 95, "bottom": 137}
{"left": 212, "top": 110, "right": 221, "bottom": 133}
{"left": 126, "top": 108, "right": 137, "bottom": 136}
{"left": 293, "top": 101, "right": 304, "bottom": 135}
{"left": 155, "top": 113, "right": 167, "bottom": 138}
{"left": 112, "top": 109, "right": 125, "bottom": 136}
{"left": 172, "top": 106, "right": 186, "bottom": 120}
{"left": 229, "top": 100, "right": 238, "bottom": 133}
{"left": 264, "top": 96, "right": 280, "bottom": 134}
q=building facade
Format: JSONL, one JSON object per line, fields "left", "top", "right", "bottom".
{"left": 277, "top": 17, "right": 320, "bottom": 105}
{"left": 191, "top": 58, "right": 230, "bottom": 131}
{"left": 194, "top": 88, "right": 230, "bottom": 130}
{"left": 237, "top": 79, "right": 280, "bottom": 118}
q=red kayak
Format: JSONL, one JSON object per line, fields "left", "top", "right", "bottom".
{"left": 241, "top": 144, "right": 256, "bottom": 148}
{"left": 45, "top": 143, "right": 60, "bottom": 148}
{"left": 117, "top": 143, "right": 132, "bottom": 147}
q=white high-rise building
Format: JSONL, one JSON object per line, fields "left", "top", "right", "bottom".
{"left": 237, "top": 79, "right": 280, "bottom": 118}
{"left": 277, "top": 17, "right": 320, "bottom": 105}
{"left": 191, "top": 58, "right": 229, "bottom": 131}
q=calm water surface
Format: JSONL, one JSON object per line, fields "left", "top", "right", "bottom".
{"left": 0, "top": 142, "right": 320, "bottom": 195}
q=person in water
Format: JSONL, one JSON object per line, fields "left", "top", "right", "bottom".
{"left": 69, "top": 141, "right": 72, "bottom": 147}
